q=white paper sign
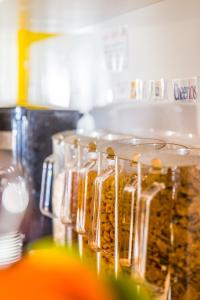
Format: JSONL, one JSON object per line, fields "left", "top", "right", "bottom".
{"left": 173, "top": 77, "right": 199, "bottom": 102}
{"left": 149, "top": 79, "right": 166, "bottom": 100}
{"left": 103, "top": 26, "right": 128, "bottom": 72}
{"left": 129, "top": 80, "right": 145, "bottom": 100}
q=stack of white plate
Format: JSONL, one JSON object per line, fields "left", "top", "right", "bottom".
{"left": 0, "top": 232, "right": 23, "bottom": 268}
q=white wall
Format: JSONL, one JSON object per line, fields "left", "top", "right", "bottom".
{"left": 65, "top": 0, "right": 200, "bottom": 111}
{"left": 0, "top": 0, "right": 198, "bottom": 139}
{"left": 0, "top": 29, "right": 17, "bottom": 106}
{"left": 27, "top": 0, "right": 200, "bottom": 113}
{"left": 0, "top": 0, "right": 200, "bottom": 109}
{"left": 0, "top": 0, "right": 18, "bottom": 107}
{"left": 29, "top": 36, "right": 72, "bottom": 107}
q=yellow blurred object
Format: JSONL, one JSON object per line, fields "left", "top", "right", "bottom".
{"left": 17, "top": 1, "right": 60, "bottom": 107}
{"left": 0, "top": 244, "right": 113, "bottom": 300}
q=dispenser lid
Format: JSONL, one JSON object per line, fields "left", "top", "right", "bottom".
{"left": 98, "top": 138, "right": 167, "bottom": 160}
{"left": 140, "top": 146, "right": 200, "bottom": 168}
{"left": 101, "top": 132, "right": 133, "bottom": 141}
{"left": 52, "top": 130, "right": 134, "bottom": 149}
{"left": 118, "top": 137, "right": 165, "bottom": 146}
{"left": 77, "top": 131, "right": 134, "bottom": 151}
{"left": 52, "top": 130, "right": 76, "bottom": 144}
{"left": 52, "top": 129, "right": 133, "bottom": 142}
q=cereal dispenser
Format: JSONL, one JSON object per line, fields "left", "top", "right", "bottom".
{"left": 75, "top": 133, "right": 133, "bottom": 237}
{"left": 134, "top": 146, "right": 194, "bottom": 299}
{"left": 89, "top": 145, "right": 117, "bottom": 274}
{"left": 40, "top": 130, "right": 120, "bottom": 244}
{"left": 60, "top": 136, "right": 92, "bottom": 228}
{"left": 40, "top": 131, "right": 83, "bottom": 244}
{"left": 89, "top": 138, "right": 166, "bottom": 276}
{"left": 76, "top": 141, "right": 99, "bottom": 235}
{"left": 169, "top": 151, "right": 200, "bottom": 300}
{"left": 116, "top": 141, "right": 167, "bottom": 273}
{"left": 60, "top": 132, "right": 133, "bottom": 231}
{"left": 40, "top": 132, "right": 68, "bottom": 245}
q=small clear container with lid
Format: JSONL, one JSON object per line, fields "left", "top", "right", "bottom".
{"left": 134, "top": 144, "right": 191, "bottom": 299}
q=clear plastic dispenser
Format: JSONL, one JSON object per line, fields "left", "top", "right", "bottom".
{"left": 89, "top": 138, "right": 166, "bottom": 276}
{"left": 76, "top": 141, "right": 98, "bottom": 235}
{"left": 89, "top": 146, "right": 118, "bottom": 274}
{"left": 40, "top": 130, "right": 133, "bottom": 245}
{"left": 40, "top": 132, "right": 69, "bottom": 244}
{"left": 60, "top": 136, "right": 82, "bottom": 227}
{"left": 40, "top": 131, "right": 86, "bottom": 244}
{"left": 116, "top": 141, "right": 166, "bottom": 274}
{"left": 134, "top": 145, "right": 194, "bottom": 299}
{"left": 75, "top": 133, "right": 133, "bottom": 237}
{"left": 60, "top": 132, "right": 132, "bottom": 229}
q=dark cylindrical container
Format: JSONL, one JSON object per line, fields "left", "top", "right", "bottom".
{"left": 0, "top": 107, "right": 81, "bottom": 242}
{"left": 0, "top": 107, "right": 23, "bottom": 162}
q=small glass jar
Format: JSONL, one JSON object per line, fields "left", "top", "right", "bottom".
{"left": 0, "top": 150, "right": 29, "bottom": 267}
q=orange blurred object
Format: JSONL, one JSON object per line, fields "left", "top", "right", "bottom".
{"left": 0, "top": 247, "right": 113, "bottom": 300}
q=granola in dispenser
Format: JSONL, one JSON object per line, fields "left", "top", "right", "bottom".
{"left": 118, "top": 161, "right": 138, "bottom": 272}
{"left": 97, "top": 170, "right": 128, "bottom": 272}
{"left": 77, "top": 170, "right": 97, "bottom": 234}
{"left": 61, "top": 139, "right": 80, "bottom": 227}
{"left": 89, "top": 147, "right": 132, "bottom": 273}
{"left": 171, "top": 165, "right": 200, "bottom": 300}
{"left": 52, "top": 171, "right": 66, "bottom": 245}
{"left": 136, "top": 159, "right": 173, "bottom": 295}
{"left": 76, "top": 142, "right": 98, "bottom": 237}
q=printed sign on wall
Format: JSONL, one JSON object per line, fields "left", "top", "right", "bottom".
{"left": 149, "top": 79, "right": 166, "bottom": 100}
{"left": 129, "top": 80, "right": 145, "bottom": 100}
{"left": 103, "top": 25, "right": 128, "bottom": 72}
{"left": 173, "top": 77, "right": 199, "bottom": 102}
